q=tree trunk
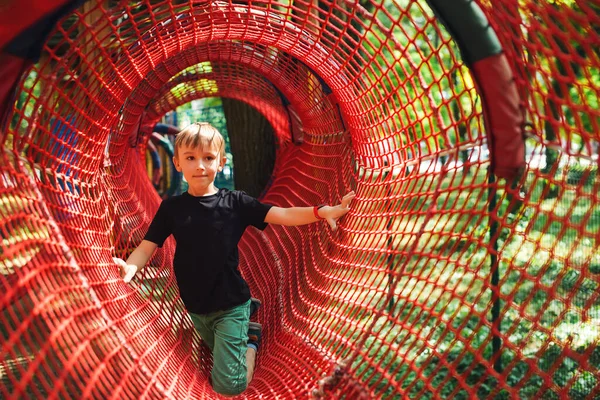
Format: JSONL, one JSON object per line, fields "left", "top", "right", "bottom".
{"left": 541, "top": 28, "right": 584, "bottom": 175}
{"left": 221, "top": 98, "right": 276, "bottom": 198}
{"left": 541, "top": 81, "right": 561, "bottom": 175}
{"left": 451, "top": 68, "right": 471, "bottom": 176}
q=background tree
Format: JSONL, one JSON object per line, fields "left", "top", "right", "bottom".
{"left": 222, "top": 99, "right": 276, "bottom": 198}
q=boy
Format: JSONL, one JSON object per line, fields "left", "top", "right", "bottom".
{"left": 113, "top": 122, "right": 355, "bottom": 396}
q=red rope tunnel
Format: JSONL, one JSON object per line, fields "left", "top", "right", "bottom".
{"left": 1, "top": 1, "right": 599, "bottom": 398}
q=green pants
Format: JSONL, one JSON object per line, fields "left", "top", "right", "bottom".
{"left": 189, "top": 299, "right": 251, "bottom": 396}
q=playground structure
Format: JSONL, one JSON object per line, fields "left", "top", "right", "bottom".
{"left": 1, "top": 0, "right": 599, "bottom": 398}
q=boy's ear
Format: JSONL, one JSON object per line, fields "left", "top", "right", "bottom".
{"left": 172, "top": 156, "right": 182, "bottom": 172}
{"left": 218, "top": 156, "right": 227, "bottom": 171}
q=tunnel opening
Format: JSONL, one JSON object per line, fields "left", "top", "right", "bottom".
{"left": 147, "top": 95, "right": 279, "bottom": 199}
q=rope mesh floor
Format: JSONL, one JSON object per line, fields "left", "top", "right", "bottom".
{"left": 1, "top": 0, "right": 599, "bottom": 398}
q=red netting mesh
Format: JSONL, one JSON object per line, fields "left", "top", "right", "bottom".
{"left": 1, "top": 0, "right": 599, "bottom": 398}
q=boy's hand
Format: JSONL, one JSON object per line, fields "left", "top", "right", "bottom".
{"left": 113, "top": 257, "right": 138, "bottom": 283}
{"left": 320, "top": 191, "right": 356, "bottom": 231}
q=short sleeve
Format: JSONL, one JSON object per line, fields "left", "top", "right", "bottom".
{"left": 144, "top": 200, "right": 172, "bottom": 247}
{"left": 237, "top": 191, "right": 273, "bottom": 230}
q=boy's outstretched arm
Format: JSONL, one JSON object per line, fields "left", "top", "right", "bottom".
{"left": 264, "top": 191, "right": 355, "bottom": 230}
{"left": 113, "top": 240, "right": 158, "bottom": 283}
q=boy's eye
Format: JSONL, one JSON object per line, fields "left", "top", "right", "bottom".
{"left": 206, "top": 157, "right": 214, "bottom": 161}
{"left": 186, "top": 156, "right": 195, "bottom": 161}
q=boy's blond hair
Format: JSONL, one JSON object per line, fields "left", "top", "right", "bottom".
{"left": 174, "top": 122, "right": 225, "bottom": 158}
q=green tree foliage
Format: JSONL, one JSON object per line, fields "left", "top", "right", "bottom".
{"left": 359, "top": 0, "right": 479, "bottom": 170}
{"left": 520, "top": 1, "right": 599, "bottom": 175}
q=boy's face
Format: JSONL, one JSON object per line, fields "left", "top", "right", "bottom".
{"left": 173, "top": 143, "right": 226, "bottom": 193}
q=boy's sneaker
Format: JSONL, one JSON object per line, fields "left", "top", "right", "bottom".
{"left": 250, "top": 297, "right": 261, "bottom": 318}
{"left": 248, "top": 322, "right": 262, "bottom": 351}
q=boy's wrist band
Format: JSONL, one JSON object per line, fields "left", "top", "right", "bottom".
{"left": 313, "top": 204, "right": 326, "bottom": 220}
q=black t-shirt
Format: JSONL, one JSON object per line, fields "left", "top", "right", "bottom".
{"left": 144, "top": 188, "right": 273, "bottom": 314}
